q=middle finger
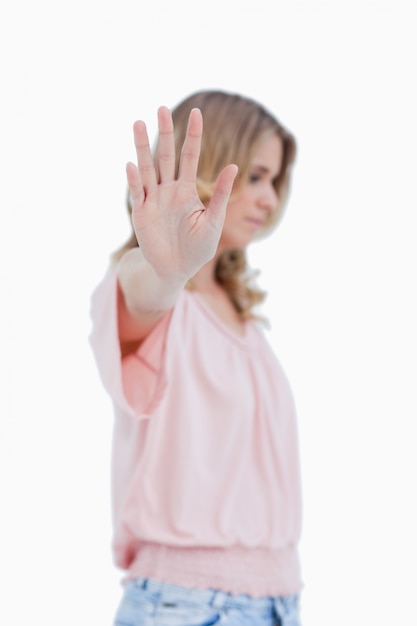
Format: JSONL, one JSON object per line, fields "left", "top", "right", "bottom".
{"left": 157, "top": 106, "right": 175, "bottom": 183}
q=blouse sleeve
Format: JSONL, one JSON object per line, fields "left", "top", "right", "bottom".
{"left": 89, "top": 268, "right": 171, "bottom": 419}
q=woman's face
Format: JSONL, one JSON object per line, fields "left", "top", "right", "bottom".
{"left": 218, "top": 133, "right": 283, "bottom": 251}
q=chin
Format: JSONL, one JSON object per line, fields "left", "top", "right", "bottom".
{"left": 219, "top": 242, "right": 249, "bottom": 255}
{"left": 219, "top": 233, "right": 254, "bottom": 251}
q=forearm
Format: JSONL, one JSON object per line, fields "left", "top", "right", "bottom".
{"left": 117, "top": 248, "right": 188, "bottom": 318}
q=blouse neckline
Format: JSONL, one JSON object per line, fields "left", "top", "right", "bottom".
{"left": 187, "top": 290, "right": 258, "bottom": 350}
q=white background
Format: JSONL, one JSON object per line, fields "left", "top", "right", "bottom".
{"left": 1, "top": 1, "right": 416, "bottom": 624}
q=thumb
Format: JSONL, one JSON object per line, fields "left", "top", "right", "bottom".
{"left": 206, "top": 164, "right": 238, "bottom": 222}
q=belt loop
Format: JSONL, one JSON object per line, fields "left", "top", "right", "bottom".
{"left": 274, "top": 596, "right": 285, "bottom": 619}
{"left": 211, "top": 589, "right": 228, "bottom": 609}
{"left": 274, "top": 594, "right": 300, "bottom": 622}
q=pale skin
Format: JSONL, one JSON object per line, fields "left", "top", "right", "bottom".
{"left": 118, "top": 106, "right": 283, "bottom": 356}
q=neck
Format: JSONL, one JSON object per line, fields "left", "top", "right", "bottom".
{"left": 190, "top": 257, "right": 219, "bottom": 293}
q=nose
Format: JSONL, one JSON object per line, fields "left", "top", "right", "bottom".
{"left": 258, "top": 183, "right": 278, "bottom": 213}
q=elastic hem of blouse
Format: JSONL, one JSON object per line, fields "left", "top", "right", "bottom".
{"left": 123, "top": 542, "right": 303, "bottom": 598}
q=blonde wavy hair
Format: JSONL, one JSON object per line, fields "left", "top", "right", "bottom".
{"left": 112, "top": 90, "right": 296, "bottom": 320}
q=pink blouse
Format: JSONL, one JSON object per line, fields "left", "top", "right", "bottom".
{"left": 89, "top": 269, "right": 303, "bottom": 596}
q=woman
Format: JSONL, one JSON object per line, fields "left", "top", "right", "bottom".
{"left": 90, "top": 90, "right": 303, "bottom": 625}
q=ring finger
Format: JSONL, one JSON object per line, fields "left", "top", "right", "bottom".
{"left": 133, "top": 119, "right": 157, "bottom": 193}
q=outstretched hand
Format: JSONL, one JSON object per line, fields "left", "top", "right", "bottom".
{"left": 126, "top": 106, "right": 238, "bottom": 282}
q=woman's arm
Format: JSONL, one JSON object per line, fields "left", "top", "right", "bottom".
{"left": 117, "top": 106, "right": 237, "bottom": 353}
{"left": 117, "top": 246, "right": 188, "bottom": 354}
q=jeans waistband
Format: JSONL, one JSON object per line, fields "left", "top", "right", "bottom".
{"left": 133, "top": 577, "right": 298, "bottom": 613}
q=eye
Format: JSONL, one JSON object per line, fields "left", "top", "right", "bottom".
{"left": 249, "top": 173, "right": 261, "bottom": 183}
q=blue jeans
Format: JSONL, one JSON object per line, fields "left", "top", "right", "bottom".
{"left": 113, "top": 578, "right": 302, "bottom": 626}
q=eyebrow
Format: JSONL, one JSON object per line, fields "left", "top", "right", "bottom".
{"left": 252, "top": 165, "right": 270, "bottom": 173}
{"left": 252, "top": 164, "right": 280, "bottom": 177}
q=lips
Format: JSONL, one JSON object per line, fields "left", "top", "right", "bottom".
{"left": 245, "top": 217, "right": 264, "bottom": 228}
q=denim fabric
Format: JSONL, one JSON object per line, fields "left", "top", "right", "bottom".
{"left": 113, "top": 578, "right": 301, "bottom": 626}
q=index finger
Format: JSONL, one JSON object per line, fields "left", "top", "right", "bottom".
{"left": 177, "top": 108, "right": 203, "bottom": 183}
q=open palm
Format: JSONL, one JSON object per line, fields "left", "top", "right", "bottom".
{"left": 126, "top": 107, "right": 238, "bottom": 282}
